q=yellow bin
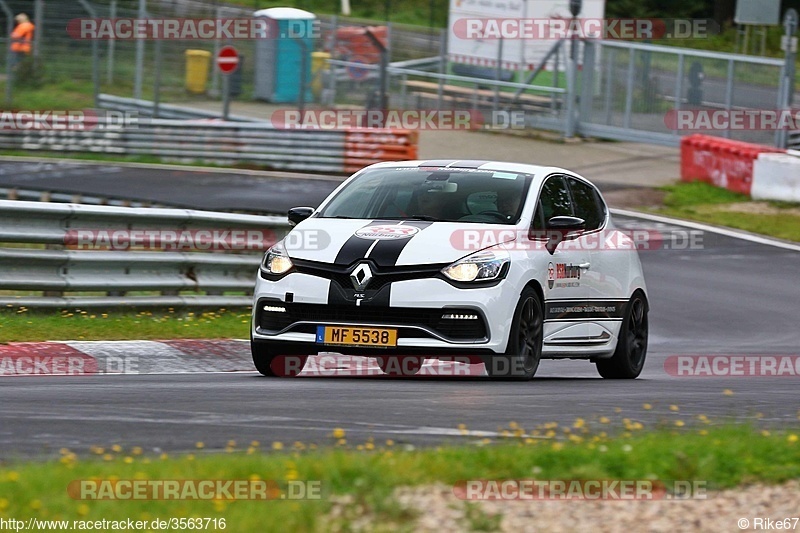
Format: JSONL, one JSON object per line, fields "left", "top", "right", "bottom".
{"left": 185, "top": 50, "right": 212, "bottom": 94}
{"left": 311, "top": 51, "right": 331, "bottom": 99}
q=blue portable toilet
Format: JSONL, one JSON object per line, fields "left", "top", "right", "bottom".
{"left": 254, "top": 7, "right": 315, "bottom": 103}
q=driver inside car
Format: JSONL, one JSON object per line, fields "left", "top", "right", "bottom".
{"left": 496, "top": 190, "right": 522, "bottom": 221}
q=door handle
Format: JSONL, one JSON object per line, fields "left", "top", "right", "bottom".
{"left": 578, "top": 262, "right": 591, "bottom": 270}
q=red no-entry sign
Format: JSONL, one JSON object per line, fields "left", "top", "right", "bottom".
{"left": 216, "top": 45, "right": 239, "bottom": 74}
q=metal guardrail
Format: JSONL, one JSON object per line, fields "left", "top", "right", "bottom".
{"left": 0, "top": 117, "right": 418, "bottom": 175}
{"left": 0, "top": 186, "right": 167, "bottom": 208}
{"left": 789, "top": 131, "right": 800, "bottom": 150}
{"left": 97, "top": 94, "right": 260, "bottom": 122}
{"left": 0, "top": 200, "right": 291, "bottom": 308}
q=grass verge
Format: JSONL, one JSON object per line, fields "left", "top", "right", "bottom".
{"left": 0, "top": 427, "right": 799, "bottom": 531}
{"left": 0, "top": 308, "right": 250, "bottom": 343}
{"left": 650, "top": 181, "right": 800, "bottom": 242}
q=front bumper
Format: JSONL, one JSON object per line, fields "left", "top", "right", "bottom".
{"left": 251, "top": 272, "right": 520, "bottom": 354}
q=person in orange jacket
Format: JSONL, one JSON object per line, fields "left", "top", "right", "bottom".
{"left": 10, "top": 13, "right": 34, "bottom": 64}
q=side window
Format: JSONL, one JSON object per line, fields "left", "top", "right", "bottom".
{"left": 567, "top": 177, "right": 604, "bottom": 231}
{"left": 532, "top": 175, "right": 572, "bottom": 231}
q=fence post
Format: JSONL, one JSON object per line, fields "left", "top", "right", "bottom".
{"left": 134, "top": 0, "right": 146, "bottom": 100}
{"left": 364, "top": 28, "right": 388, "bottom": 124}
{"left": 603, "top": 46, "right": 614, "bottom": 125}
{"left": 33, "top": 0, "right": 43, "bottom": 71}
{"left": 674, "top": 53, "right": 684, "bottom": 138}
{"left": 298, "top": 39, "right": 308, "bottom": 120}
{"left": 78, "top": 0, "right": 100, "bottom": 108}
{"left": 623, "top": 49, "right": 635, "bottom": 129}
{"left": 210, "top": 6, "right": 223, "bottom": 98}
{"left": 723, "top": 59, "right": 734, "bottom": 139}
{"left": 437, "top": 28, "right": 447, "bottom": 112}
{"left": 494, "top": 37, "right": 503, "bottom": 114}
{"left": 107, "top": 0, "right": 116, "bottom": 84}
{"left": 0, "top": 1, "right": 12, "bottom": 106}
{"left": 565, "top": 41, "right": 579, "bottom": 138}
{"left": 153, "top": 38, "right": 162, "bottom": 118}
{"left": 579, "top": 40, "right": 595, "bottom": 128}
{"left": 776, "top": 9, "right": 797, "bottom": 148}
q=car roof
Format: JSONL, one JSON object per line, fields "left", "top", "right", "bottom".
{"left": 362, "top": 160, "right": 592, "bottom": 189}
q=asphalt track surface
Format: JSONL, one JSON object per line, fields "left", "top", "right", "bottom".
{"left": 1, "top": 165, "right": 800, "bottom": 458}
{"left": 0, "top": 160, "right": 342, "bottom": 214}
{"left": 0, "top": 159, "right": 643, "bottom": 214}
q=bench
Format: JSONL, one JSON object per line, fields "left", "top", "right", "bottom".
{"left": 401, "top": 80, "right": 558, "bottom": 111}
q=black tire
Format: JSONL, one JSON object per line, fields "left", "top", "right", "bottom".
{"left": 251, "top": 341, "right": 307, "bottom": 377}
{"left": 596, "top": 291, "right": 648, "bottom": 379}
{"left": 377, "top": 356, "right": 424, "bottom": 376}
{"left": 485, "top": 287, "right": 543, "bottom": 381}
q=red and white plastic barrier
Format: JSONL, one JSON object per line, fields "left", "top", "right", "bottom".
{"left": 680, "top": 135, "right": 786, "bottom": 195}
{"left": 752, "top": 152, "right": 800, "bottom": 203}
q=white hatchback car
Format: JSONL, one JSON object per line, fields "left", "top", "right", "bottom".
{"left": 251, "top": 160, "right": 648, "bottom": 380}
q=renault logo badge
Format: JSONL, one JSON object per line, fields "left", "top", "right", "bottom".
{"left": 350, "top": 263, "right": 373, "bottom": 291}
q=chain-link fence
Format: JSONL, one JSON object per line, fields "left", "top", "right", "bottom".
{"left": 580, "top": 40, "right": 787, "bottom": 146}
{"left": 0, "top": 0, "right": 796, "bottom": 148}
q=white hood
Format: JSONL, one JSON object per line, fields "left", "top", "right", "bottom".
{"left": 283, "top": 218, "right": 517, "bottom": 266}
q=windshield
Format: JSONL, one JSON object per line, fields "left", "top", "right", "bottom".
{"left": 319, "top": 167, "right": 532, "bottom": 224}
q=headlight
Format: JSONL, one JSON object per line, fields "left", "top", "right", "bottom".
{"left": 441, "top": 246, "right": 510, "bottom": 282}
{"left": 262, "top": 240, "right": 293, "bottom": 275}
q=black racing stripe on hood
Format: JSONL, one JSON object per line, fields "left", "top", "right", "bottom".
{"left": 333, "top": 220, "right": 403, "bottom": 266}
{"left": 366, "top": 221, "right": 433, "bottom": 267}
{"left": 334, "top": 235, "right": 375, "bottom": 266}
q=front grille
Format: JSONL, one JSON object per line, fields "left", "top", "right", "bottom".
{"left": 292, "top": 259, "right": 448, "bottom": 292}
{"left": 258, "top": 302, "right": 487, "bottom": 341}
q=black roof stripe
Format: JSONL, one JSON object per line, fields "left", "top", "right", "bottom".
{"left": 448, "top": 160, "right": 491, "bottom": 169}
{"left": 417, "top": 160, "right": 457, "bottom": 168}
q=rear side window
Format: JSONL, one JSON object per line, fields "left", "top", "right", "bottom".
{"left": 532, "top": 175, "right": 572, "bottom": 231}
{"left": 568, "top": 177, "right": 605, "bottom": 231}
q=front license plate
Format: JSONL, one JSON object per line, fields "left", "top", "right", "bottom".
{"left": 315, "top": 326, "right": 397, "bottom": 347}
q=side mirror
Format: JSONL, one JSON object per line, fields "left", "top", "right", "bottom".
{"left": 288, "top": 207, "right": 314, "bottom": 226}
{"left": 547, "top": 216, "right": 586, "bottom": 231}
{"left": 545, "top": 216, "right": 586, "bottom": 254}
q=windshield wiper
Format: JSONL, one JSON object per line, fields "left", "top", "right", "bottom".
{"left": 382, "top": 215, "right": 444, "bottom": 222}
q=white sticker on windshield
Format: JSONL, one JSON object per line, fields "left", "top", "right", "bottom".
{"left": 492, "top": 172, "right": 517, "bottom": 180}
